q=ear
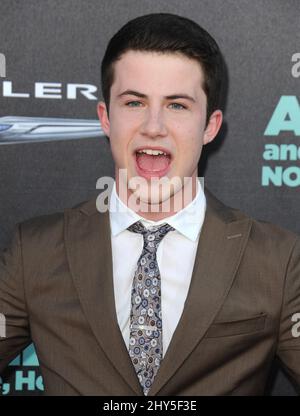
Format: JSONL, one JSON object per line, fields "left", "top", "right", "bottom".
{"left": 203, "top": 110, "right": 223, "bottom": 145}
{"left": 97, "top": 101, "right": 110, "bottom": 137}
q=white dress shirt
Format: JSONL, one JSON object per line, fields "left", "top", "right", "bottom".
{"left": 109, "top": 179, "right": 206, "bottom": 358}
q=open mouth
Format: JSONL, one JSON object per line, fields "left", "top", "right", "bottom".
{"left": 134, "top": 147, "right": 172, "bottom": 178}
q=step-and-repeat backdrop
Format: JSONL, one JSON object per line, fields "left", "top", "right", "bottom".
{"left": 0, "top": 0, "right": 299, "bottom": 396}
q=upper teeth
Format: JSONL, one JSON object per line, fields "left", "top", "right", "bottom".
{"left": 137, "top": 149, "right": 168, "bottom": 156}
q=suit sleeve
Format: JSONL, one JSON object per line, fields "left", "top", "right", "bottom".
{"left": 277, "top": 237, "right": 300, "bottom": 392}
{"left": 0, "top": 225, "right": 31, "bottom": 374}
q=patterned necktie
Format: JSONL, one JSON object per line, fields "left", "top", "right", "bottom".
{"left": 127, "top": 221, "right": 175, "bottom": 396}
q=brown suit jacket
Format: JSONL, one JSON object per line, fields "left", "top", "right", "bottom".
{"left": 0, "top": 189, "right": 300, "bottom": 395}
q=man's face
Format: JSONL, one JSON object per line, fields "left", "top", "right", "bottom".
{"left": 98, "top": 50, "right": 222, "bottom": 209}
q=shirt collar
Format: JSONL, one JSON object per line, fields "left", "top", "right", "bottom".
{"left": 109, "top": 179, "right": 206, "bottom": 242}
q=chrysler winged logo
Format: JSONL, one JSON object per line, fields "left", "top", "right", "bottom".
{"left": 0, "top": 116, "right": 104, "bottom": 144}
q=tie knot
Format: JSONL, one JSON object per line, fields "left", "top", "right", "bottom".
{"left": 127, "top": 221, "right": 175, "bottom": 249}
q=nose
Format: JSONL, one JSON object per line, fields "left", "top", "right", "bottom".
{"left": 140, "top": 107, "right": 168, "bottom": 138}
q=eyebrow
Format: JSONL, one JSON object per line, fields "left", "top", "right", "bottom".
{"left": 117, "top": 89, "right": 196, "bottom": 103}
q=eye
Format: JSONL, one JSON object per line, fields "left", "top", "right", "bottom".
{"left": 169, "top": 102, "right": 186, "bottom": 110}
{"left": 126, "top": 101, "right": 143, "bottom": 107}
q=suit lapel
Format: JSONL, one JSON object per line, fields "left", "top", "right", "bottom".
{"left": 65, "top": 199, "right": 143, "bottom": 395}
{"left": 148, "top": 191, "right": 252, "bottom": 395}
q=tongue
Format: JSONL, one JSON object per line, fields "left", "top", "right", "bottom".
{"left": 136, "top": 153, "right": 170, "bottom": 171}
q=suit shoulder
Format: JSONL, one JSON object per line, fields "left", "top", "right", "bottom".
{"left": 224, "top": 199, "right": 299, "bottom": 256}
{"left": 228, "top": 200, "right": 299, "bottom": 248}
{"left": 205, "top": 188, "right": 299, "bottom": 252}
{"left": 249, "top": 216, "right": 300, "bottom": 262}
{"left": 250, "top": 216, "right": 298, "bottom": 242}
{"left": 19, "top": 196, "right": 98, "bottom": 238}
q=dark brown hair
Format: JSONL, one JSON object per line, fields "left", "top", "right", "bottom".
{"left": 101, "top": 13, "right": 225, "bottom": 124}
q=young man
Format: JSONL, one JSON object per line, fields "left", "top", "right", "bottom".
{"left": 0, "top": 13, "right": 299, "bottom": 396}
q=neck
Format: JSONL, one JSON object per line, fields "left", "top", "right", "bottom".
{"left": 116, "top": 175, "right": 198, "bottom": 221}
